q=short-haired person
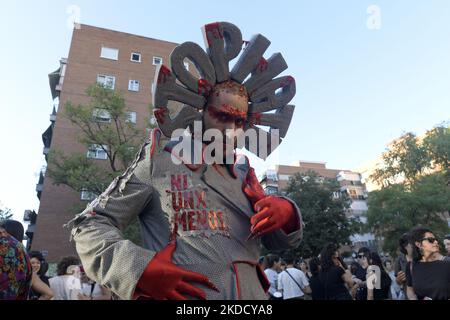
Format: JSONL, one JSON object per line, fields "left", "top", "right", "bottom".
{"left": 264, "top": 254, "right": 282, "bottom": 299}
{"left": 277, "top": 254, "right": 311, "bottom": 300}
{"left": 49, "top": 256, "right": 83, "bottom": 300}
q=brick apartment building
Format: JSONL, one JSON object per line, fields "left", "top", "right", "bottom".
{"left": 260, "top": 161, "right": 378, "bottom": 251}
{"left": 30, "top": 24, "right": 183, "bottom": 262}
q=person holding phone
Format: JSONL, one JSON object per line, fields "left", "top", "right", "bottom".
{"left": 319, "top": 243, "right": 354, "bottom": 300}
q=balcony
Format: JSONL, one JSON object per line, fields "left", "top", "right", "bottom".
{"left": 48, "top": 58, "right": 67, "bottom": 100}
{"left": 36, "top": 171, "right": 44, "bottom": 200}
{"left": 50, "top": 105, "right": 57, "bottom": 122}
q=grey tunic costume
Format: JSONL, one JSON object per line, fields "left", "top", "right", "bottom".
{"left": 69, "top": 129, "right": 302, "bottom": 300}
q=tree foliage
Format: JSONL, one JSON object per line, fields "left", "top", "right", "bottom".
{"left": 279, "top": 170, "right": 361, "bottom": 258}
{"left": 366, "top": 124, "right": 450, "bottom": 255}
{"left": 0, "top": 207, "right": 13, "bottom": 221}
{"left": 47, "top": 84, "right": 155, "bottom": 244}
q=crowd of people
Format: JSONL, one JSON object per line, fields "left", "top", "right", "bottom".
{"left": 2, "top": 218, "right": 449, "bottom": 300}
{"left": 0, "top": 219, "right": 111, "bottom": 300}
{"left": 262, "top": 227, "right": 450, "bottom": 300}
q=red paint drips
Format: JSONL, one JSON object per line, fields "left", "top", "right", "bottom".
{"left": 198, "top": 78, "right": 213, "bottom": 96}
{"left": 157, "top": 65, "right": 172, "bottom": 84}
{"left": 257, "top": 58, "right": 268, "bottom": 73}
{"left": 204, "top": 22, "right": 223, "bottom": 47}
{"left": 280, "top": 76, "right": 295, "bottom": 88}
{"left": 248, "top": 112, "right": 262, "bottom": 126}
{"left": 154, "top": 108, "right": 167, "bottom": 125}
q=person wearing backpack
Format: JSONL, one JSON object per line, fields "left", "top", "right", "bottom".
{"left": 277, "top": 253, "right": 311, "bottom": 300}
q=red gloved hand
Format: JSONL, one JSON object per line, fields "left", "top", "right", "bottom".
{"left": 242, "top": 167, "right": 266, "bottom": 207}
{"left": 248, "top": 196, "right": 299, "bottom": 240}
{"left": 134, "top": 241, "right": 219, "bottom": 300}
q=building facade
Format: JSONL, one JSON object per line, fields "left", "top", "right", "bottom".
{"left": 260, "top": 161, "right": 377, "bottom": 251}
{"left": 31, "top": 24, "right": 181, "bottom": 262}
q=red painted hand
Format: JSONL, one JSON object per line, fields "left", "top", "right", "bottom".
{"left": 242, "top": 167, "right": 266, "bottom": 207}
{"left": 248, "top": 196, "right": 299, "bottom": 239}
{"left": 134, "top": 241, "right": 219, "bottom": 300}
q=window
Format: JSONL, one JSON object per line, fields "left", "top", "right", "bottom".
{"left": 153, "top": 56, "right": 163, "bottom": 65}
{"left": 92, "top": 108, "right": 111, "bottom": 123}
{"left": 81, "top": 189, "right": 97, "bottom": 201}
{"left": 87, "top": 144, "right": 108, "bottom": 160}
{"left": 100, "top": 47, "right": 119, "bottom": 60}
{"left": 128, "top": 80, "right": 140, "bottom": 92}
{"left": 97, "top": 74, "right": 115, "bottom": 89}
{"left": 184, "top": 61, "right": 189, "bottom": 71}
{"left": 264, "top": 186, "right": 278, "bottom": 195}
{"left": 126, "top": 111, "right": 137, "bottom": 124}
{"left": 131, "top": 52, "right": 141, "bottom": 62}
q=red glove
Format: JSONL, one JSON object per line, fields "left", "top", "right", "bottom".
{"left": 242, "top": 167, "right": 300, "bottom": 239}
{"left": 248, "top": 196, "right": 299, "bottom": 239}
{"left": 242, "top": 167, "right": 266, "bottom": 207}
{"left": 134, "top": 241, "right": 219, "bottom": 300}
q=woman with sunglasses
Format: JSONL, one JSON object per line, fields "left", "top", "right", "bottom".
{"left": 406, "top": 227, "right": 450, "bottom": 300}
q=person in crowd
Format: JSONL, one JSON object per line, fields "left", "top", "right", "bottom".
{"left": 308, "top": 257, "right": 325, "bottom": 300}
{"left": 443, "top": 234, "right": 450, "bottom": 257}
{"left": 298, "top": 259, "right": 312, "bottom": 280}
{"left": 77, "top": 266, "right": 112, "bottom": 300}
{"left": 384, "top": 259, "right": 403, "bottom": 300}
{"left": 366, "top": 252, "right": 391, "bottom": 300}
{"left": 258, "top": 256, "right": 266, "bottom": 271}
{"left": 0, "top": 225, "right": 32, "bottom": 300}
{"left": 319, "top": 243, "right": 354, "bottom": 300}
{"left": 406, "top": 227, "right": 450, "bottom": 300}
{"left": 394, "top": 232, "right": 413, "bottom": 299}
{"left": 280, "top": 260, "right": 287, "bottom": 272}
{"left": 353, "top": 247, "right": 370, "bottom": 300}
{"left": 349, "top": 262, "right": 362, "bottom": 286}
{"left": 0, "top": 219, "right": 24, "bottom": 243}
{"left": 277, "top": 254, "right": 311, "bottom": 300}
{"left": 28, "top": 251, "right": 53, "bottom": 300}
{"left": 49, "top": 256, "right": 82, "bottom": 300}
{"left": 264, "top": 254, "right": 282, "bottom": 300}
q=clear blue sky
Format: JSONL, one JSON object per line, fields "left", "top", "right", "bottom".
{"left": 1, "top": 1, "right": 449, "bottom": 221}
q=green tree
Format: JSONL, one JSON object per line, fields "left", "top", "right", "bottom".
{"left": 371, "top": 132, "right": 430, "bottom": 187}
{"left": 366, "top": 125, "right": 450, "bottom": 255}
{"left": 423, "top": 125, "right": 450, "bottom": 182}
{"left": 280, "top": 171, "right": 360, "bottom": 258}
{"left": 0, "top": 207, "right": 13, "bottom": 221}
{"left": 47, "top": 84, "right": 155, "bottom": 245}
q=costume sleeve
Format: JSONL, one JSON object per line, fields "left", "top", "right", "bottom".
{"left": 67, "top": 136, "right": 157, "bottom": 300}
{"left": 261, "top": 196, "right": 303, "bottom": 251}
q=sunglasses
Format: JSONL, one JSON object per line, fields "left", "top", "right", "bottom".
{"left": 421, "top": 237, "right": 438, "bottom": 244}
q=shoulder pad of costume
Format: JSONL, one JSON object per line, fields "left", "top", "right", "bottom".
{"left": 147, "top": 128, "right": 166, "bottom": 158}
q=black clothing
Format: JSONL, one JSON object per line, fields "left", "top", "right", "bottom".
{"left": 406, "top": 258, "right": 450, "bottom": 300}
